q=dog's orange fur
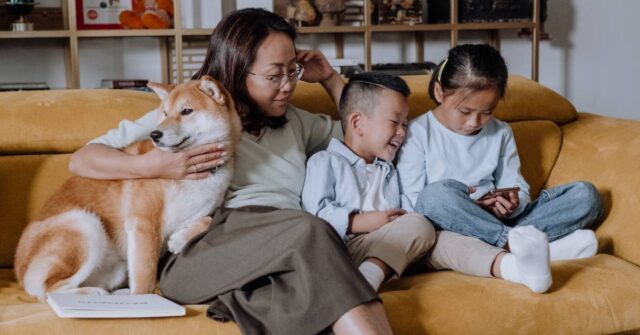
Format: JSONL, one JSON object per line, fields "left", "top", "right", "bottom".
{"left": 14, "top": 76, "right": 242, "bottom": 300}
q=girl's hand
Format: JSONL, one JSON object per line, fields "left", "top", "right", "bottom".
{"left": 491, "top": 192, "right": 520, "bottom": 219}
{"left": 142, "top": 142, "right": 228, "bottom": 180}
{"left": 475, "top": 196, "right": 498, "bottom": 211}
{"left": 349, "top": 209, "right": 407, "bottom": 234}
{"left": 473, "top": 186, "right": 501, "bottom": 211}
{"left": 296, "top": 49, "right": 336, "bottom": 83}
{"left": 477, "top": 191, "right": 519, "bottom": 219}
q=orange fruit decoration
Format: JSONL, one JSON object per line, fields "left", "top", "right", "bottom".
{"left": 119, "top": 0, "right": 174, "bottom": 29}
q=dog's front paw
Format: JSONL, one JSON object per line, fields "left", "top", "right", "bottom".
{"left": 168, "top": 231, "right": 190, "bottom": 254}
{"left": 112, "top": 288, "right": 131, "bottom": 295}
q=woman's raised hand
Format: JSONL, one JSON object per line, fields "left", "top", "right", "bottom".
{"left": 143, "top": 142, "right": 228, "bottom": 180}
{"left": 296, "top": 49, "right": 345, "bottom": 104}
{"left": 297, "top": 49, "right": 336, "bottom": 83}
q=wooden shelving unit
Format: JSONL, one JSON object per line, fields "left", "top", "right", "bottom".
{"left": 0, "top": 0, "right": 541, "bottom": 89}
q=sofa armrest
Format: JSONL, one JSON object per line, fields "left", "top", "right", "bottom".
{"left": 546, "top": 113, "right": 640, "bottom": 266}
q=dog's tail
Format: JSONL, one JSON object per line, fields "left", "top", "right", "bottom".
{"left": 15, "top": 209, "right": 108, "bottom": 301}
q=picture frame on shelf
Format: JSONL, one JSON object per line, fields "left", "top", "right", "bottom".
{"left": 374, "top": 0, "right": 425, "bottom": 25}
{"left": 75, "top": 0, "right": 132, "bottom": 30}
{"left": 272, "top": 0, "right": 365, "bottom": 27}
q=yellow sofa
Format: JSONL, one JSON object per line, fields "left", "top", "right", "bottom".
{"left": 1, "top": 75, "right": 639, "bottom": 334}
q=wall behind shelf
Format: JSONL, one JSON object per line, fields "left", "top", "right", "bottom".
{"left": 78, "top": 38, "right": 164, "bottom": 88}
{"left": 0, "top": 39, "right": 68, "bottom": 89}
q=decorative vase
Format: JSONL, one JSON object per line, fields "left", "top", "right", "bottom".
{"left": 293, "top": 0, "right": 317, "bottom": 26}
{"left": 7, "top": 0, "right": 35, "bottom": 31}
{"left": 315, "top": 0, "right": 346, "bottom": 26}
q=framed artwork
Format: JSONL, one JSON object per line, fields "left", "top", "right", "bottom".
{"left": 76, "top": 0, "right": 132, "bottom": 29}
{"left": 272, "top": 0, "right": 365, "bottom": 27}
{"left": 375, "top": 0, "right": 425, "bottom": 25}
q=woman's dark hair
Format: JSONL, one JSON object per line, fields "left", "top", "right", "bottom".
{"left": 428, "top": 44, "right": 508, "bottom": 104}
{"left": 194, "top": 8, "right": 297, "bottom": 133}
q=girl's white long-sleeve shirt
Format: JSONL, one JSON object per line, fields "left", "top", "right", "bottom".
{"left": 396, "top": 111, "right": 530, "bottom": 218}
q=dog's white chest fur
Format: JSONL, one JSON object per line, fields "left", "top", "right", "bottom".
{"left": 162, "top": 165, "right": 231, "bottom": 236}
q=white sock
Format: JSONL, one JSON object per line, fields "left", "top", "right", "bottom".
{"left": 359, "top": 261, "right": 385, "bottom": 291}
{"left": 500, "top": 226, "right": 552, "bottom": 293}
{"left": 549, "top": 229, "right": 598, "bottom": 261}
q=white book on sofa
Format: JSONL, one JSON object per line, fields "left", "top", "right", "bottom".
{"left": 46, "top": 293, "right": 186, "bottom": 318}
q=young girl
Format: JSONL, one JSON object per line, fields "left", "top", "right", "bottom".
{"left": 397, "top": 44, "right": 603, "bottom": 284}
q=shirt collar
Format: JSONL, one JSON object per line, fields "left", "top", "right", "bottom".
{"left": 326, "top": 138, "right": 394, "bottom": 169}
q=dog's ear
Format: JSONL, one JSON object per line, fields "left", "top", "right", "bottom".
{"left": 199, "top": 76, "right": 226, "bottom": 106}
{"left": 147, "top": 82, "right": 175, "bottom": 100}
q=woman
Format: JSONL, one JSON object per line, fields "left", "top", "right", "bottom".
{"left": 70, "top": 8, "right": 392, "bottom": 335}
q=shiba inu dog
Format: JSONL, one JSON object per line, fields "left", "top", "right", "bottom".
{"left": 14, "top": 76, "right": 242, "bottom": 301}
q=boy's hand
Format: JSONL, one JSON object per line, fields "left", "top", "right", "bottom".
{"left": 349, "top": 209, "right": 407, "bottom": 234}
{"left": 476, "top": 190, "right": 519, "bottom": 219}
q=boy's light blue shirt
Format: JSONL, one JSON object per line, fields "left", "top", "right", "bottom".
{"left": 301, "top": 138, "right": 400, "bottom": 241}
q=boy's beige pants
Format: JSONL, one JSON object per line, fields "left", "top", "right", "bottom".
{"left": 347, "top": 213, "right": 504, "bottom": 278}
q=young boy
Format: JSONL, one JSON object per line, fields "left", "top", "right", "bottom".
{"left": 302, "top": 72, "right": 555, "bottom": 293}
{"left": 302, "top": 72, "right": 435, "bottom": 291}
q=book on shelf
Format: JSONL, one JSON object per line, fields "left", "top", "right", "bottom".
{"left": 0, "top": 82, "right": 49, "bottom": 91}
{"left": 46, "top": 292, "right": 186, "bottom": 319}
{"left": 101, "top": 79, "right": 149, "bottom": 89}
{"left": 327, "top": 58, "right": 362, "bottom": 76}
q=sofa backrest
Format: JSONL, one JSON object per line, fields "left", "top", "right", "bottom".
{"left": 0, "top": 75, "right": 577, "bottom": 269}
{"left": 291, "top": 74, "right": 578, "bottom": 125}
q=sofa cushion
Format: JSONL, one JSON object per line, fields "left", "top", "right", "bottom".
{"left": 0, "top": 154, "right": 73, "bottom": 268}
{"left": 380, "top": 254, "right": 640, "bottom": 334}
{"left": 2, "top": 254, "right": 639, "bottom": 335}
{"left": 510, "top": 120, "right": 563, "bottom": 199}
{"left": 0, "top": 270, "right": 241, "bottom": 335}
{"left": 291, "top": 75, "right": 578, "bottom": 125}
{"left": 0, "top": 89, "right": 158, "bottom": 155}
{"left": 547, "top": 113, "right": 640, "bottom": 268}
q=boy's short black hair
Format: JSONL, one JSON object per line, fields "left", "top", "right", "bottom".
{"left": 338, "top": 72, "right": 410, "bottom": 128}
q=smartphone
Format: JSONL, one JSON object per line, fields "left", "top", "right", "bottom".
{"left": 478, "top": 186, "right": 520, "bottom": 201}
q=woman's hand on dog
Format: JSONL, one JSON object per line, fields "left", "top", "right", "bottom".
{"left": 145, "top": 142, "right": 228, "bottom": 180}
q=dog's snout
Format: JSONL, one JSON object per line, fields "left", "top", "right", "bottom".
{"left": 150, "top": 130, "right": 163, "bottom": 143}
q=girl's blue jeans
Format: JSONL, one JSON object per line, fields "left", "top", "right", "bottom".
{"left": 414, "top": 179, "right": 604, "bottom": 248}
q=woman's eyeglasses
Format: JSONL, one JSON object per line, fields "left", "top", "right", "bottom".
{"left": 247, "top": 63, "right": 304, "bottom": 89}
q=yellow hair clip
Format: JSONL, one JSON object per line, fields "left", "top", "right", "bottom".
{"left": 437, "top": 58, "right": 449, "bottom": 82}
